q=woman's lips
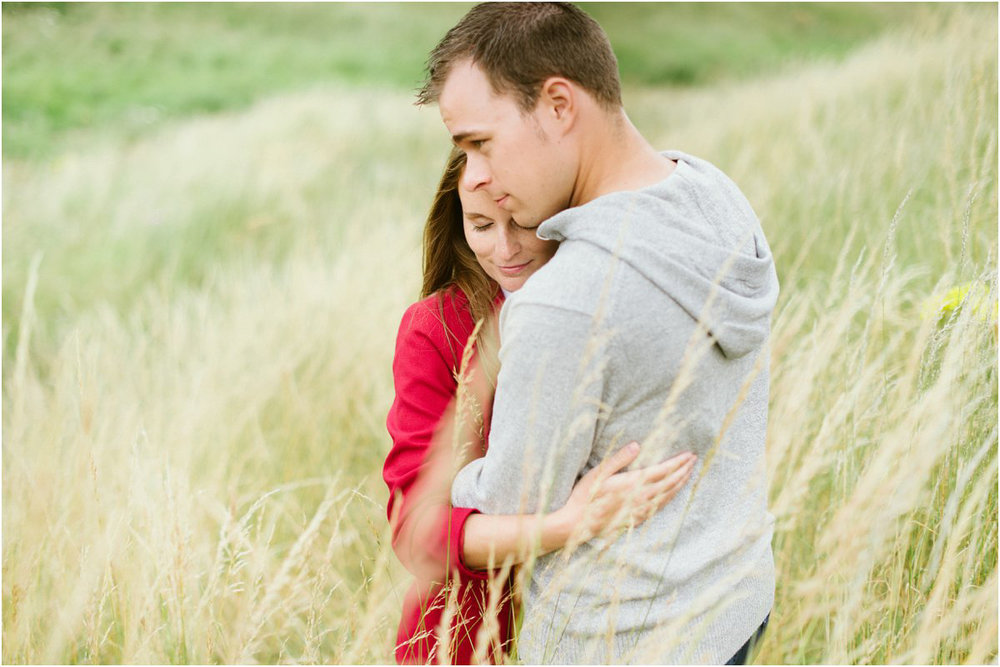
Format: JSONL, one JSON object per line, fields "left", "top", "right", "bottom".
{"left": 497, "top": 261, "right": 530, "bottom": 276}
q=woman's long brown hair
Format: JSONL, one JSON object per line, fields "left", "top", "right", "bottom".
{"left": 421, "top": 147, "right": 501, "bottom": 383}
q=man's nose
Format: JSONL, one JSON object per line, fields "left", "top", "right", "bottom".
{"left": 461, "top": 153, "right": 491, "bottom": 192}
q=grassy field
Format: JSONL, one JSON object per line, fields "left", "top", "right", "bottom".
{"left": 3, "top": 2, "right": 930, "bottom": 159}
{"left": 3, "top": 3, "right": 997, "bottom": 664}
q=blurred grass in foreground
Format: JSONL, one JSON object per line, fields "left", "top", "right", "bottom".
{"left": 2, "top": 3, "right": 997, "bottom": 664}
{"left": 3, "top": 2, "right": 930, "bottom": 159}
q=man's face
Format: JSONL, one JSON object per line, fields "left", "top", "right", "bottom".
{"left": 439, "top": 60, "right": 571, "bottom": 229}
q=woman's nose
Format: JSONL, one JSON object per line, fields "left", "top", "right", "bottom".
{"left": 495, "top": 226, "right": 520, "bottom": 260}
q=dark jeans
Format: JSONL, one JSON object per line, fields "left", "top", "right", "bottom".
{"left": 725, "top": 614, "right": 769, "bottom": 665}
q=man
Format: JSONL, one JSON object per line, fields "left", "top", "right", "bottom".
{"left": 417, "top": 3, "right": 778, "bottom": 663}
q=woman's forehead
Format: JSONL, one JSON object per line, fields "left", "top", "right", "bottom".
{"left": 458, "top": 186, "right": 507, "bottom": 221}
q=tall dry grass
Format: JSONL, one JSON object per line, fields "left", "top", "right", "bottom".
{"left": 3, "top": 5, "right": 996, "bottom": 664}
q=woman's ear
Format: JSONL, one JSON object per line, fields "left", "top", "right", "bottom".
{"left": 538, "top": 76, "right": 576, "bottom": 135}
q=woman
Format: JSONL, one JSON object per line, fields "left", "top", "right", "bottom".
{"left": 383, "top": 148, "right": 696, "bottom": 664}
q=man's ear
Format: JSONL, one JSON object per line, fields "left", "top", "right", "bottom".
{"left": 538, "top": 77, "right": 576, "bottom": 135}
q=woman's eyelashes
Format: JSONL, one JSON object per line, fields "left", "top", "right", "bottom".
{"left": 466, "top": 215, "right": 494, "bottom": 231}
{"left": 468, "top": 217, "right": 537, "bottom": 233}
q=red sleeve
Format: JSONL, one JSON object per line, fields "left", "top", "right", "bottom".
{"left": 383, "top": 294, "right": 489, "bottom": 581}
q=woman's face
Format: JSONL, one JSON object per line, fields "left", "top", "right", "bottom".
{"left": 458, "top": 183, "right": 558, "bottom": 292}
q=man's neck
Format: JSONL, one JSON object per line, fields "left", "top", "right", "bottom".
{"left": 570, "top": 111, "right": 676, "bottom": 208}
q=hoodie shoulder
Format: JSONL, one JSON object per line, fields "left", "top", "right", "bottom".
{"left": 506, "top": 238, "right": 614, "bottom": 318}
{"left": 663, "top": 151, "right": 762, "bottom": 257}
{"left": 525, "top": 151, "right": 778, "bottom": 359}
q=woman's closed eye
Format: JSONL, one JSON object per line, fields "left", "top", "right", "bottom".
{"left": 466, "top": 214, "right": 494, "bottom": 231}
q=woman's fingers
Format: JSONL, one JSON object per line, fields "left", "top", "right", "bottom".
{"left": 616, "top": 455, "right": 697, "bottom": 520}
{"left": 580, "top": 449, "right": 699, "bottom": 535}
{"left": 648, "top": 458, "right": 696, "bottom": 509}
{"left": 599, "top": 441, "right": 641, "bottom": 477}
{"left": 581, "top": 442, "right": 641, "bottom": 494}
{"left": 656, "top": 456, "right": 697, "bottom": 493}
{"left": 639, "top": 451, "right": 696, "bottom": 483}
{"left": 597, "top": 450, "right": 696, "bottom": 495}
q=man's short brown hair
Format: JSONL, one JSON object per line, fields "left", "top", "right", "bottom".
{"left": 416, "top": 2, "right": 622, "bottom": 112}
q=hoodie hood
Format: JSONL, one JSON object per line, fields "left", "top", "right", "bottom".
{"left": 537, "top": 151, "right": 779, "bottom": 359}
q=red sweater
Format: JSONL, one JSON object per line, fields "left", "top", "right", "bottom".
{"left": 384, "top": 287, "right": 514, "bottom": 664}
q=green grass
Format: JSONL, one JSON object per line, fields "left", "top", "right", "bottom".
{"left": 2, "top": 2, "right": 997, "bottom": 664}
{"left": 589, "top": 2, "right": 934, "bottom": 86}
{"left": 628, "top": 4, "right": 997, "bottom": 288}
{"left": 2, "top": 2, "right": 470, "bottom": 159}
{"left": 4, "top": 2, "right": 931, "bottom": 159}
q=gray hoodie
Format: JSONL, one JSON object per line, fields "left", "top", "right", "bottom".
{"left": 452, "top": 150, "right": 778, "bottom": 664}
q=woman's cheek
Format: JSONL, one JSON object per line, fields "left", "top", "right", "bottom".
{"left": 465, "top": 234, "right": 494, "bottom": 265}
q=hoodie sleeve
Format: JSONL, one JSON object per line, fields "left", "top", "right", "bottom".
{"left": 451, "top": 301, "right": 605, "bottom": 515}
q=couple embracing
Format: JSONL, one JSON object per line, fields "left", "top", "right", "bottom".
{"left": 384, "top": 3, "right": 778, "bottom": 664}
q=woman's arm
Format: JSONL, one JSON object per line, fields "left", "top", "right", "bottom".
{"left": 385, "top": 297, "right": 485, "bottom": 581}
{"left": 460, "top": 443, "right": 697, "bottom": 570}
{"left": 393, "top": 379, "right": 696, "bottom": 576}
{"left": 387, "top": 295, "right": 696, "bottom": 579}
{"left": 447, "top": 319, "right": 698, "bottom": 571}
